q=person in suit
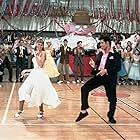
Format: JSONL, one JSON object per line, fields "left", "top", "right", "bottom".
{"left": 0, "top": 46, "right": 5, "bottom": 85}
{"left": 75, "top": 35, "right": 121, "bottom": 123}
{"left": 14, "top": 40, "right": 28, "bottom": 82}
{"left": 72, "top": 41, "right": 85, "bottom": 84}
{"left": 57, "top": 39, "right": 71, "bottom": 84}
{"left": 3, "top": 42, "right": 13, "bottom": 82}
{"left": 0, "top": 55, "right": 4, "bottom": 87}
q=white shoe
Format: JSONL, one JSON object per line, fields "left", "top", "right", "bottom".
{"left": 77, "top": 80, "right": 80, "bottom": 83}
{"left": 14, "top": 110, "right": 24, "bottom": 118}
{"left": 72, "top": 81, "right": 76, "bottom": 84}
{"left": 0, "top": 84, "right": 2, "bottom": 87}
{"left": 81, "top": 81, "right": 84, "bottom": 84}
{"left": 57, "top": 80, "right": 63, "bottom": 84}
{"left": 37, "top": 112, "right": 44, "bottom": 118}
{"left": 66, "top": 81, "right": 70, "bottom": 84}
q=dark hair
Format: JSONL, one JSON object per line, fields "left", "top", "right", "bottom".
{"left": 115, "top": 41, "right": 121, "bottom": 45}
{"left": 133, "top": 48, "right": 140, "bottom": 56}
{"left": 99, "top": 35, "right": 111, "bottom": 46}
{"left": 64, "top": 39, "right": 68, "bottom": 42}
{"left": 126, "top": 45, "right": 132, "bottom": 52}
{"left": 97, "top": 42, "right": 101, "bottom": 49}
{"left": 77, "top": 41, "right": 82, "bottom": 45}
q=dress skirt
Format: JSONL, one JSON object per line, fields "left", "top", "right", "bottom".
{"left": 18, "top": 67, "right": 61, "bottom": 108}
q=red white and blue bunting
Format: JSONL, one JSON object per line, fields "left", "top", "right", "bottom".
{"left": 0, "top": 0, "right": 139, "bottom": 32}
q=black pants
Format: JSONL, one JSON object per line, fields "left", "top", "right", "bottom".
{"left": 3, "top": 57, "right": 13, "bottom": 81}
{"left": 16, "top": 58, "right": 26, "bottom": 81}
{"left": 81, "top": 74, "right": 117, "bottom": 117}
{"left": 73, "top": 62, "right": 84, "bottom": 81}
{"left": 0, "top": 63, "right": 4, "bottom": 82}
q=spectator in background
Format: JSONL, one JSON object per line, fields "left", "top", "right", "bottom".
{"left": 0, "top": 32, "right": 4, "bottom": 45}
{"left": 57, "top": 39, "right": 71, "bottom": 84}
{"left": 3, "top": 42, "right": 13, "bottom": 82}
{"left": 72, "top": 41, "right": 85, "bottom": 84}
{"left": 14, "top": 40, "right": 28, "bottom": 82}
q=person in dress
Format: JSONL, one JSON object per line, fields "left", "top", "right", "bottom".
{"left": 115, "top": 42, "right": 127, "bottom": 85}
{"left": 15, "top": 39, "right": 61, "bottom": 118}
{"left": 124, "top": 44, "right": 133, "bottom": 73}
{"left": 128, "top": 48, "right": 140, "bottom": 85}
{"left": 123, "top": 44, "right": 133, "bottom": 84}
{"left": 43, "top": 39, "right": 60, "bottom": 78}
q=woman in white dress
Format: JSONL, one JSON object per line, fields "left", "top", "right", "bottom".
{"left": 15, "top": 39, "right": 61, "bottom": 118}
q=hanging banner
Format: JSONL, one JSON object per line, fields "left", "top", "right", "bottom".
{"left": 1, "top": 0, "right": 8, "bottom": 16}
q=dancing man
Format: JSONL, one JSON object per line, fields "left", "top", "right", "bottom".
{"left": 75, "top": 36, "right": 121, "bottom": 123}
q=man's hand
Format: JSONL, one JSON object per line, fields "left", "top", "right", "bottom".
{"left": 89, "top": 58, "right": 95, "bottom": 68}
{"left": 96, "top": 69, "right": 108, "bottom": 76}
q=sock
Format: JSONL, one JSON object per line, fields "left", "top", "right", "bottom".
{"left": 81, "top": 110, "right": 87, "bottom": 114}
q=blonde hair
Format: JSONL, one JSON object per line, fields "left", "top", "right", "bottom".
{"left": 36, "top": 39, "right": 44, "bottom": 45}
{"left": 35, "top": 39, "right": 45, "bottom": 51}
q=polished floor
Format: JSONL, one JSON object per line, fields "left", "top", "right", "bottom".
{"left": 0, "top": 73, "right": 140, "bottom": 140}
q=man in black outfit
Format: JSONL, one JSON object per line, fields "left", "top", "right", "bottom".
{"left": 75, "top": 35, "right": 121, "bottom": 123}
{"left": 3, "top": 42, "right": 13, "bottom": 82}
{"left": 14, "top": 40, "right": 28, "bottom": 82}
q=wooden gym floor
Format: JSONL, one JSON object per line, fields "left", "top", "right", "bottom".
{"left": 0, "top": 73, "right": 140, "bottom": 140}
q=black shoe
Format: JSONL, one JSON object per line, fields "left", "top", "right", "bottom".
{"left": 107, "top": 112, "right": 116, "bottom": 123}
{"left": 108, "top": 117, "right": 116, "bottom": 124}
{"left": 15, "top": 80, "right": 18, "bottom": 83}
{"left": 20, "top": 77, "right": 23, "bottom": 82}
{"left": 75, "top": 111, "right": 88, "bottom": 122}
{"left": 9, "top": 79, "right": 13, "bottom": 82}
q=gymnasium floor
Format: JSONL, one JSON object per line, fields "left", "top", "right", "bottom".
{"left": 0, "top": 73, "right": 140, "bottom": 140}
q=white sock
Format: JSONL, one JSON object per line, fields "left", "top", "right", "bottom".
{"left": 81, "top": 110, "right": 87, "bottom": 114}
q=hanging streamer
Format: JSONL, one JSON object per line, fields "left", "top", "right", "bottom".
{"left": 1, "top": 0, "right": 8, "bottom": 16}
{"left": 27, "top": 0, "right": 34, "bottom": 15}
{"left": 126, "top": 0, "right": 130, "bottom": 21}
{"left": 9, "top": 0, "right": 15, "bottom": 16}
{"left": 13, "top": 0, "right": 18, "bottom": 16}
{"left": 23, "top": 0, "right": 30, "bottom": 15}
{"left": 15, "top": 1, "right": 21, "bottom": 16}
{"left": 90, "top": 0, "right": 93, "bottom": 12}
{"left": 35, "top": 0, "right": 44, "bottom": 16}
{"left": 134, "top": 0, "right": 139, "bottom": 22}
{"left": 118, "top": 0, "right": 123, "bottom": 21}
{"left": 111, "top": 0, "right": 115, "bottom": 19}
{"left": 19, "top": 0, "right": 27, "bottom": 16}
{"left": 3, "top": 3, "right": 12, "bottom": 16}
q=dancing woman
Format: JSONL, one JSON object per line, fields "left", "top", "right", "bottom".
{"left": 15, "top": 39, "right": 61, "bottom": 118}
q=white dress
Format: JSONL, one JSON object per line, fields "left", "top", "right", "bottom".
{"left": 18, "top": 57, "right": 61, "bottom": 108}
{"left": 128, "top": 55, "right": 140, "bottom": 80}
